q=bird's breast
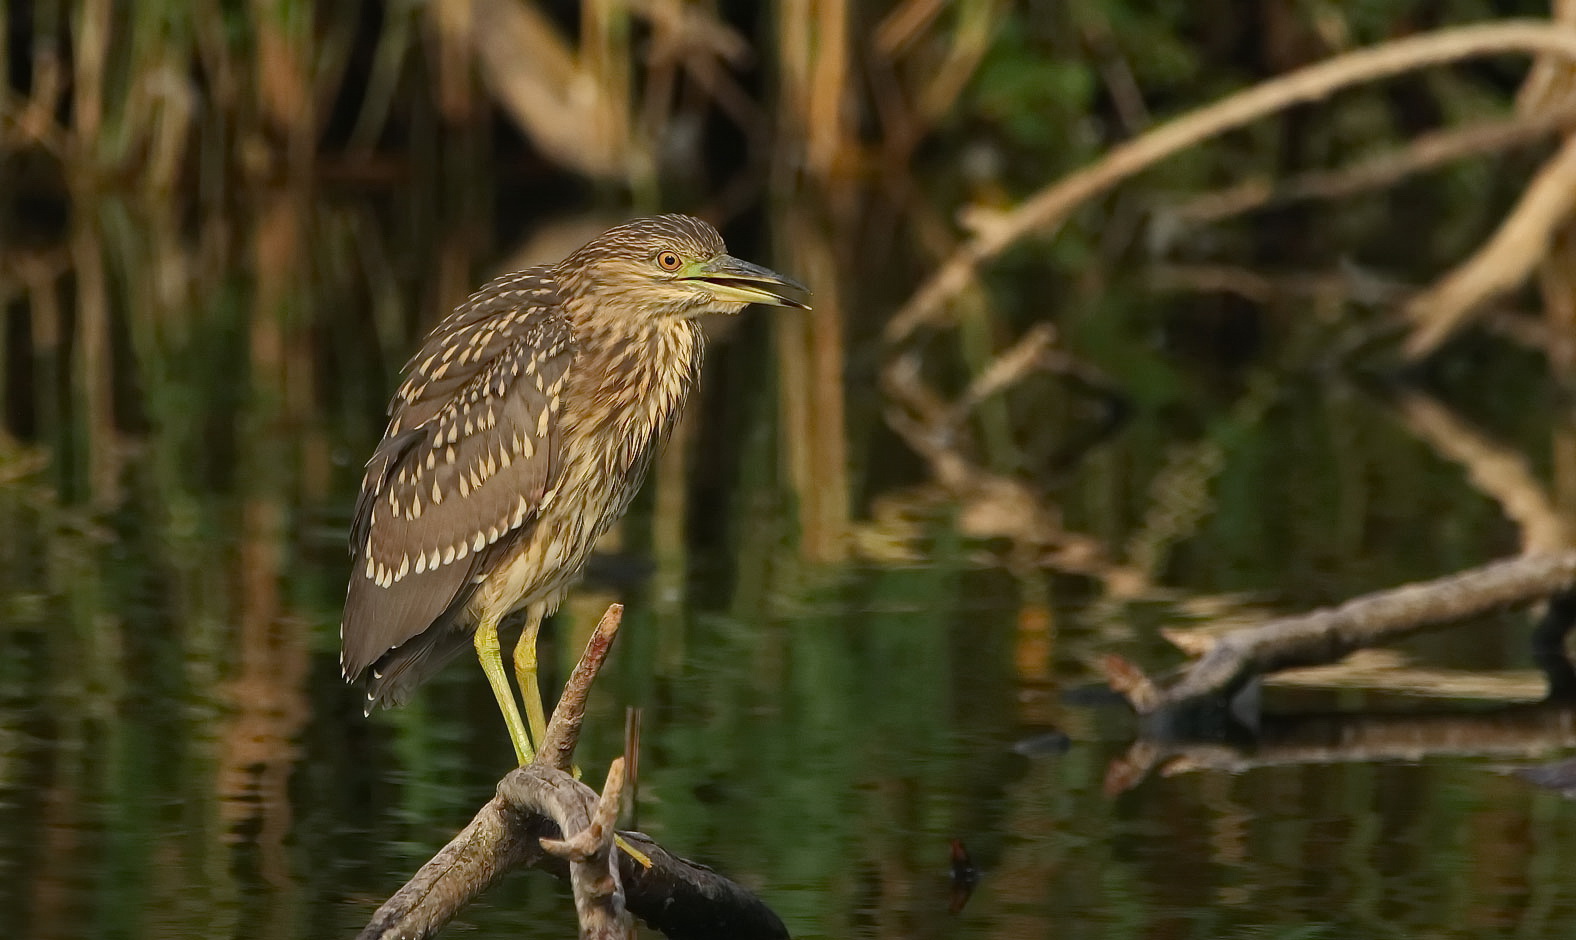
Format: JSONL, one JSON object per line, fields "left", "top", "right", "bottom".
{"left": 470, "top": 319, "right": 703, "bottom": 619}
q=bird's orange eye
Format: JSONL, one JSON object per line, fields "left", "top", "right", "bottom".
{"left": 656, "top": 250, "right": 682, "bottom": 271}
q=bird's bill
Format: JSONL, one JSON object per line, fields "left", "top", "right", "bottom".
{"left": 686, "top": 256, "right": 810, "bottom": 309}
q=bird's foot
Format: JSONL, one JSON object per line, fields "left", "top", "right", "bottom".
{"left": 615, "top": 834, "right": 653, "bottom": 869}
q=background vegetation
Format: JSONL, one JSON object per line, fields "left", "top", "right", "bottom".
{"left": 7, "top": 1, "right": 1576, "bottom": 938}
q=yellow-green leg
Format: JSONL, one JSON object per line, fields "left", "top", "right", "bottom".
{"left": 475, "top": 614, "right": 535, "bottom": 765}
{"left": 506, "top": 608, "right": 650, "bottom": 868}
{"left": 512, "top": 606, "right": 550, "bottom": 752}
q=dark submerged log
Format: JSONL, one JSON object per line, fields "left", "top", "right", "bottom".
{"left": 1105, "top": 697, "right": 1576, "bottom": 794}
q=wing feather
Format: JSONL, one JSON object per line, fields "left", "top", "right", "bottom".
{"left": 340, "top": 270, "right": 576, "bottom": 685}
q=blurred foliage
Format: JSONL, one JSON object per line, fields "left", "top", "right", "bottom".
{"left": 0, "top": 2, "right": 1558, "bottom": 194}
{"left": 5, "top": 1, "right": 1576, "bottom": 938}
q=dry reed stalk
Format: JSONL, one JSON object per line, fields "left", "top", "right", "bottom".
{"left": 636, "top": 0, "right": 680, "bottom": 145}
{"left": 777, "top": 1, "right": 811, "bottom": 165}
{"left": 869, "top": 0, "right": 1006, "bottom": 157}
{"left": 0, "top": 7, "right": 7, "bottom": 148}
{"left": 636, "top": 0, "right": 759, "bottom": 160}
{"left": 1555, "top": 419, "right": 1576, "bottom": 544}
{"left": 583, "top": 0, "right": 635, "bottom": 179}
{"left": 886, "top": 19, "right": 1576, "bottom": 344}
{"left": 70, "top": 0, "right": 111, "bottom": 165}
{"left": 13, "top": 46, "right": 65, "bottom": 153}
{"left": 919, "top": 1, "right": 1005, "bottom": 122}
{"left": 1539, "top": 230, "right": 1576, "bottom": 376}
{"left": 1546, "top": 232, "right": 1576, "bottom": 526}
{"left": 433, "top": 0, "right": 477, "bottom": 124}
{"left": 874, "top": 0, "right": 945, "bottom": 53}
{"left": 877, "top": 0, "right": 1004, "bottom": 126}
{"left": 810, "top": 0, "right": 851, "bottom": 176}
{"left": 193, "top": 0, "right": 240, "bottom": 114}
{"left": 343, "top": 1, "right": 418, "bottom": 153}
{"left": 70, "top": 215, "right": 118, "bottom": 508}
{"left": 778, "top": 0, "right": 853, "bottom": 178}
{"left": 250, "top": 0, "right": 313, "bottom": 168}
{"left": 144, "top": 67, "right": 198, "bottom": 192}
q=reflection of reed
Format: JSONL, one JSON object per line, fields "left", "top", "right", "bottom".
{"left": 774, "top": 208, "right": 850, "bottom": 562}
{"left": 214, "top": 191, "right": 311, "bottom": 894}
{"left": 217, "top": 497, "right": 308, "bottom": 886}
{"left": 29, "top": 717, "right": 87, "bottom": 940}
{"left": 71, "top": 211, "right": 119, "bottom": 507}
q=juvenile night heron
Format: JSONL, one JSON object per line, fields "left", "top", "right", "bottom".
{"left": 340, "top": 215, "right": 806, "bottom": 764}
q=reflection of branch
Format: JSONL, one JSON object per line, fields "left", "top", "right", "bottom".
{"left": 1107, "top": 699, "right": 1576, "bottom": 793}
{"left": 1105, "top": 552, "right": 1576, "bottom": 713}
{"left": 879, "top": 331, "right": 1150, "bottom": 591}
{"left": 358, "top": 606, "right": 788, "bottom": 940}
{"left": 1390, "top": 391, "right": 1569, "bottom": 552}
{"left": 887, "top": 21, "right": 1576, "bottom": 342}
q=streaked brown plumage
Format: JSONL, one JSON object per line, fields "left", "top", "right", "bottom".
{"left": 340, "top": 214, "right": 806, "bottom": 763}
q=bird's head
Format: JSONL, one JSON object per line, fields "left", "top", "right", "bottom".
{"left": 558, "top": 214, "right": 809, "bottom": 319}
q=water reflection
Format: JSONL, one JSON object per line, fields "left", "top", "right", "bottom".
{"left": 3, "top": 183, "right": 1576, "bottom": 940}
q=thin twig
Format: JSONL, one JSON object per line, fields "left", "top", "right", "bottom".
{"left": 1403, "top": 132, "right": 1576, "bottom": 355}
{"left": 540, "top": 603, "right": 624, "bottom": 772}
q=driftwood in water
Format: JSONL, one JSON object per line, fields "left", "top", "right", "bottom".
{"left": 1103, "top": 551, "right": 1576, "bottom": 715}
{"left": 357, "top": 605, "right": 788, "bottom": 940}
{"left": 1104, "top": 694, "right": 1576, "bottom": 794}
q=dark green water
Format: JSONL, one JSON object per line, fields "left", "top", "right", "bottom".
{"left": 3, "top": 189, "right": 1575, "bottom": 940}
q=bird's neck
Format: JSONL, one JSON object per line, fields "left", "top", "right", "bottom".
{"left": 571, "top": 303, "right": 704, "bottom": 371}
{"left": 565, "top": 307, "right": 705, "bottom": 444}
